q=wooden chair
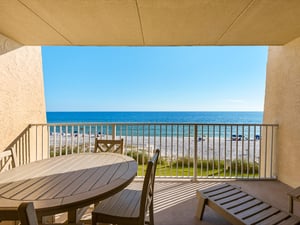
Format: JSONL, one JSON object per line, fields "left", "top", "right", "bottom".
{"left": 92, "top": 149, "right": 160, "bottom": 225}
{"left": 94, "top": 138, "right": 124, "bottom": 154}
{"left": 18, "top": 202, "right": 38, "bottom": 225}
{"left": 0, "top": 148, "right": 17, "bottom": 173}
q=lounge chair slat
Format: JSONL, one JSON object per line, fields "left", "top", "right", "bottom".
{"left": 222, "top": 195, "right": 255, "bottom": 209}
{"left": 201, "top": 183, "right": 231, "bottom": 194}
{"left": 277, "top": 215, "right": 300, "bottom": 225}
{"left": 228, "top": 199, "right": 262, "bottom": 214}
{"left": 210, "top": 189, "right": 242, "bottom": 201}
{"left": 204, "top": 186, "right": 237, "bottom": 199}
{"left": 243, "top": 207, "right": 280, "bottom": 225}
{"left": 255, "top": 211, "right": 290, "bottom": 225}
{"left": 217, "top": 192, "right": 248, "bottom": 205}
{"left": 236, "top": 203, "right": 270, "bottom": 220}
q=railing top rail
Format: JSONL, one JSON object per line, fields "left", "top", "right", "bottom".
{"left": 3, "top": 125, "right": 31, "bottom": 151}
{"left": 31, "top": 122, "right": 279, "bottom": 127}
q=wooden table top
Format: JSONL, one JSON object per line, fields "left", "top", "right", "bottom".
{"left": 0, "top": 153, "right": 137, "bottom": 221}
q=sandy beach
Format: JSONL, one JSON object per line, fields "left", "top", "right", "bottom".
{"left": 49, "top": 133, "right": 262, "bottom": 163}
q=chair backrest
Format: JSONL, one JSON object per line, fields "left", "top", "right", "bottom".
{"left": 0, "top": 148, "right": 17, "bottom": 173}
{"left": 139, "top": 149, "right": 160, "bottom": 223}
{"left": 94, "top": 138, "right": 124, "bottom": 154}
{"left": 18, "top": 202, "right": 38, "bottom": 225}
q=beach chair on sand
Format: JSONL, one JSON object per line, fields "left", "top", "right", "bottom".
{"left": 196, "top": 183, "right": 300, "bottom": 225}
{"left": 94, "top": 138, "right": 123, "bottom": 154}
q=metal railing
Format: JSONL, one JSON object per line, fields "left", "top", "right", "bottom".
{"left": 26, "top": 123, "right": 278, "bottom": 180}
{"left": 2, "top": 125, "right": 31, "bottom": 167}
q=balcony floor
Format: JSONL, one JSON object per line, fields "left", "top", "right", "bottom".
{"left": 151, "top": 180, "right": 300, "bottom": 225}
{"left": 69, "top": 179, "right": 299, "bottom": 225}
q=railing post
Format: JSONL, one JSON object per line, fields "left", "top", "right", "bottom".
{"left": 112, "top": 124, "right": 116, "bottom": 140}
{"left": 192, "top": 125, "right": 198, "bottom": 181}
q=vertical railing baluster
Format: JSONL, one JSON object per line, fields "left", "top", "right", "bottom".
{"left": 170, "top": 125, "right": 174, "bottom": 177}
{"left": 247, "top": 125, "right": 250, "bottom": 178}
{"left": 270, "top": 125, "right": 274, "bottom": 178}
{"left": 35, "top": 125, "right": 38, "bottom": 161}
{"left": 59, "top": 125, "right": 63, "bottom": 156}
{"left": 231, "top": 125, "right": 233, "bottom": 177}
{"left": 142, "top": 125, "right": 145, "bottom": 175}
{"left": 253, "top": 125, "right": 256, "bottom": 178}
{"left": 182, "top": 125, "right": 184, "bottom": 177}
{"left": 241, "top": 125, "right": 244, "bottom": 178}
{"left": 71, "top": 125, "right": 74, "bottom": 154}
{"left": 147, "top": 125, "right": 150, "bottom": 169}
{"left": 137, "top": 125, "right": 139, "bottom": 166}
{"left": 224, "top": 125, "right": 227, "bottom": 178}
{"left": 218, "top": 125, "right": 221, "bottom": 178}
{"left": 264, "top": 126, "right": 268, "bottom": 179}
{"left": 165, "top": 125, "right": 168, "bottom": 178}
{"left": 193, "top": 125, "right": 197, "bottom": 181}
{"left": 48, "top": 125, "right": 51, "bottom": 158}
{"left": 176, "top": 125, "right": 179, "bottom": 178}
{"left": 65, "top": 125, "right": 68, "bottom": 155}
{"left": 201, "top": 125, "right": 204, "bottom": 177}
{"left": 235, "top": 125, "right": 238, "bottom": 177}
{"left": 206, "top": 125, "right": 210, "bottom": 178}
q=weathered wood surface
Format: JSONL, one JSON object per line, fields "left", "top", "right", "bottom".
{"left": 0, "top": 153, "right": 137, "bottom": 223}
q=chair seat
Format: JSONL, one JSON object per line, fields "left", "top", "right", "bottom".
{"left": 94, "top": 187, "right": 142, "bottom": 221}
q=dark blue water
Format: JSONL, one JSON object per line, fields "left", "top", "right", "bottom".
{"left": 46, "top": 111, "right": 263, "bottom": 124}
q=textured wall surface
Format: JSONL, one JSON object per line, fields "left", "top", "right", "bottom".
{"left": 264, "top": 37, "right": 300, "bottom": 187}
{"left": 0, "top": 37, "right": 46, "bottom": 151}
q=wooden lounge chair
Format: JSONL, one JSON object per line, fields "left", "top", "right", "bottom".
{"left": 94, "top": 138, "right": 124, "bottom": 154}
{"left": 196, "top": 183, "right": 300, "bottom": 225}
{"left": 92, "top": 149, "right": 160, "bottom": 225}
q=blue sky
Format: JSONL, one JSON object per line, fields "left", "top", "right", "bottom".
{"left": 42, "top": 46, "right": 268, "bottom": 112}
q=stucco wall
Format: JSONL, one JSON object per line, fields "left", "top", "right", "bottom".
{"left": 264, "top": 37, "right": 300, "bottom": 187}
{"left": 0, "top": 35, "right": 46, "bottom": 151}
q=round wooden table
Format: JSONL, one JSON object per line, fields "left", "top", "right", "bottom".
{"left": 0, "top": 153, "right": 137, "bottom": 223}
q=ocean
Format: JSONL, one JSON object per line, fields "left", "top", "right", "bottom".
{"left": 46, "top": 111, "right": 263, "bottom": 124}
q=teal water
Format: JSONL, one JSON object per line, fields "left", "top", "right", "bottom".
{"left": 47, "top": 111, "right": 263, "bottom": 124}
{"left": 47, "top": 112, "right": 263, "bottom": 138}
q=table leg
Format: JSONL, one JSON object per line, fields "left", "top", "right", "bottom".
{"left": 288, "top": 195, "right": 294, "bottom": 214}
{"left": 38, "top": 215, "right": 55, "bottom": 224}
{"left": 68, "top": 209, "right": 77, "bottom": 224}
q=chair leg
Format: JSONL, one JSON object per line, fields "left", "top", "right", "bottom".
{"left": 195, "top": 197, "right": 207, "bottom": 220}
{"left": 149, "top": 201, "right": 154, "bottom": 225}
{"left": 91, "top": 212, "right": 96, "bottom": 225}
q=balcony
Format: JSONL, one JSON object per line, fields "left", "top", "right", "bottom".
{"left": 5, "top": 122, "right": 299, "bottom": 225}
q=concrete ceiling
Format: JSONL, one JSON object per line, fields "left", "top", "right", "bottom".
{"left": 1, "top": 0, "right": 300, "bottom": 46}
